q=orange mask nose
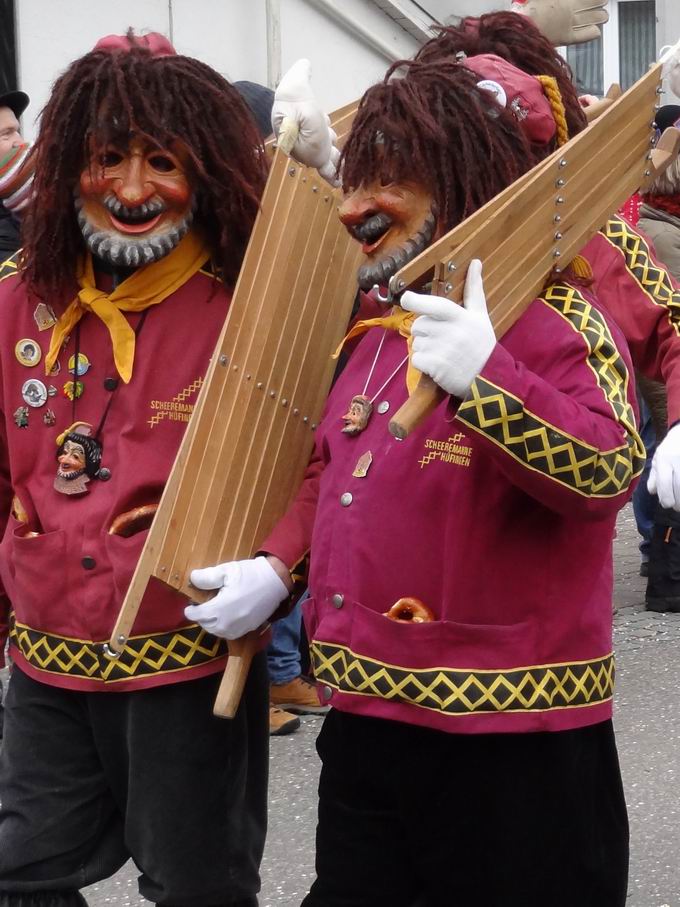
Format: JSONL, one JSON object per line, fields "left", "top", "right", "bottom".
{"left": 338, "top": 192, "right": 378, "bottom": 227}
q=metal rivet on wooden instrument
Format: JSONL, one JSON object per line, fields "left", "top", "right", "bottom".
{"left": 160, "top": 566, "right": 166, "bottom": 573}
{"left": 172, "top": 573, "right": 179, "bottom": 581}
{"left": 293, "top": 408, "right": 299, "bottom": 416}
{"left": 233, "top": 365, "right": 238, "bottom": 371}
{"left": 644, "top": 170, "right": 651, "bottom": 177}
{"left": 288, "top": 167, "right": 296, "bottom": 176}
{"left": 269, "top": 390, "right": 276, "bottom": 398}
{"left": 445, "top": 283, "right": 453, "bottom": 293}
{"left": 313, "top": 186, "right": 318, "bottom": 193}
{"left": 324, "top": 196, "right": 329, "bottom": 202}
{"left": 303, "top": 416, "right": 309, "bottom": 423}
{"left": 647, "top": 152, "right": 653, "bottom": 159}
{"left": 117, "top": 634, "right": 126, "bottom": 644}
{"left": 219, "top": 354, "right": 229, "bottom": 366}
{"left": 282, "top": 399, "right": 288, "bottom": 407}
{"left": 397, "top": 279, "right": 406, "bottom": 290}
{"left": 555, "top": 178, "right": 565, "bottom": 187}
{"left": 554, "top": 266, "right": 562, "bottom": 273}
{"left": 553, "top": 250, "right": 561, "bottom": 258}
{"left": 554, "top": 215, "right": 562, "bottom": 223}
{"left": 246, "top": 374, "right": 251, "bottom": 380}
{"left": 650, "top": 136, "right": 657, "bottom": 145}
{"left": 656, "top": 86, "right": 664, "bottom": 94}
{"left": 447, "top": 261, "right": 456, "bottom": 272}
{"left": 256, "top": 382, "right": 263, "bottom": 389}
{"left": 559, "top": 159, "right": 567, "bottom": 168}
{"left": 556, "top": 196, "right": 565, "bottom": 204}
{"left": 554, "top": 232, "right": 562, "bottom": 241}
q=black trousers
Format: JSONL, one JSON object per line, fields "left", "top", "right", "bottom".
{"left": 0, "top": 661, "right": 269, "bottom": 907}
{"left": 302, "top": 709, "right": 629, "bottom": 907}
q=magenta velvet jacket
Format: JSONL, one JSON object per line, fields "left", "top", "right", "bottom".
{"left": 0, "top": 260, "right": 231, "bottom": 691}
{"left": 265, "top": 278, "right": 643, "bottom": 735}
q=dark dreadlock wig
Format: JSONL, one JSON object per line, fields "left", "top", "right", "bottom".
{"left": 415, "top": 12, "right": 587, "bottom": 147}
{"left": 341, "top": 58, "right": 538, "bottom": 233}
{"left": 21, "top": 35, "right": 268, "bottom": 302}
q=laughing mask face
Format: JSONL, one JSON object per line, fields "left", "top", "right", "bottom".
{"left": 338, "top": 178, "right": 437, "bottom": 291}
{"left": 76, "top": 135, "right": 195, "bottom": 267}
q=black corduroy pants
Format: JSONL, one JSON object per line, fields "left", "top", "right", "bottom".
{"left": 302, "top": 709, "right": 629, "bottom": 907}
{"left": 0, "top": 660, "right": 268, "bottom": 907}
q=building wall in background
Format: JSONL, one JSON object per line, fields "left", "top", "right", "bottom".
{"left": 11, "top": 0, "right": 680, "bottom": 139}
{"left": 14, "top": 0, "right": 420, "bottom": 140}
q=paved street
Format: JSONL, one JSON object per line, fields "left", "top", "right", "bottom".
{"left": 2, "top": 504, "right": 678, "bottom": 905}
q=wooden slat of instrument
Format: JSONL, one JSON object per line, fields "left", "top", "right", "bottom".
{"left": 387, "top": 61, "right": 671, "bottom": 439}
{"left": 106, "top": 141, "right": 363, "bottom": 716}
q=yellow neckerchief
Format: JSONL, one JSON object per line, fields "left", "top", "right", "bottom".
{"left": 45, "top": 230, "right": 212, "bottom": 384}
{"left": 333, "top": 306, "right": 421, "bottom": 394}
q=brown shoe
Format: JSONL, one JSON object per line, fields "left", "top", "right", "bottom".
{"left": 269, "top": 705, "right": 301, "bottom": 736}
{"left": 270, "top": 675, "right": 330, "bottom": 715}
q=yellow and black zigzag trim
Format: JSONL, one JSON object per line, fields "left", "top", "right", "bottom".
{"left": 311, "top": 641, "right": 614, "bottom": 716}
{"left": 0, "top": 251, "right": 21, "bottom": 283}
{"left": 9, "top": 614, "right": 227, "bottom": 684}
{"left": 602, "top": 215, "right": 680, "bottom": 332}
{"left": 457, "top": 284, "right": 644, "bottom": 497}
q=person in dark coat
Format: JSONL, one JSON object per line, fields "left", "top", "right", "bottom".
{"left": 0, "top": 90, "right": 30, "bottom": 258}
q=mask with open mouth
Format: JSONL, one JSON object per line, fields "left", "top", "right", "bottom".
{"left": 76, "top": 135, "right": 195, "bottom": 268}
{"left": 339, "top": 180, "right": 437, "bottom": 291}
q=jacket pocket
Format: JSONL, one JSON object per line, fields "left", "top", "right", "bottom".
{"left": 103, "top": 529, "right": 148, "bottom": 601}
{"left": 6, "top": 515, "right": 68, "bottom": 628}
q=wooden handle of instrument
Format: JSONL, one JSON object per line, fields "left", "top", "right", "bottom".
{"left": 213, "top": 630, "right": 264, "bottom": 718}
{"left": 389, "top": 374, "right": 445, "bottom": 440}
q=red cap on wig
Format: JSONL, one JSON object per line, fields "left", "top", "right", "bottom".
{"left": 464, "top": 53, "right": 556, "bottom": 145}
{"left": 93, "top": 32, "right": 176, "bottom": 56}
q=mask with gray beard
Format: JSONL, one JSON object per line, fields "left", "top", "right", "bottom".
{"left": 353, "top": 209, "right": 437, "bottom": 291}
{"left": 75, "top": 191, "right": 195, "bottom": 268}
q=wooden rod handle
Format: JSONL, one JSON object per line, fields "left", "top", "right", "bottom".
{"left": 388, "top": 374, "right": 445, "bottom": 440}
{"left": 213, "top": 630, "right": 264, "bottom": 719}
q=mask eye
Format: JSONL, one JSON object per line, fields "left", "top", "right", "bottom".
{"left": 148, "top": 154, "right": 176, "bottom": 173}
{"left": 99, "top": 150, "right": 123, "bottom": 168}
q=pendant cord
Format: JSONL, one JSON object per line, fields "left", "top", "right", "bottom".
{"left": 361, "top": 328, "right": 409, "bottom": 404}
{"left": 71, "top": 323, "right": 81, "bottom": 424}
{"left": 368, "top": 353, "right": 409, "bottom": 405}
{"left": 67, "top": 310, "right": 150, "bottom": 441}
{"left": 361, "top": 330, "right": 388, "bottom": 396}
{"left": 94, "top": 310, "right": 149, "bottom": 441}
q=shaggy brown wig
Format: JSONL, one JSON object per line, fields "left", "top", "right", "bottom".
{"left": 341, "top": 58, "right": 538, "bottom": 232}
{"left": 415, "top": 12, "right": 588, "bottom": 147}
{"left": 21, "top": 37, "right": 268, "bottom": 301}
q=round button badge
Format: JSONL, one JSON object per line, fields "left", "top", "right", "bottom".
{"left": 15, "top": 339, "right": 42, "bottom": 368}
{"left": 22, "top": 378, "right": 48, "bottom": 408}
{"left": 68, "top": 353, "right": 91, "bottom": 377}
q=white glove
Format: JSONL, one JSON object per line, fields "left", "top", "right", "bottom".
{"left": 510, "top": 0, "right": 609, "bottom": 46}
{"left": 184, "top": 556, "right": 289, "bottom": 640}
{"left": 272, "top": 58, "right": 341, "bottom": 186}
{"left": 648, "top": 423, "right": 680, "bottom": 511}
{"left": 401, "top": 259, "right": 496, "bottom": 399}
